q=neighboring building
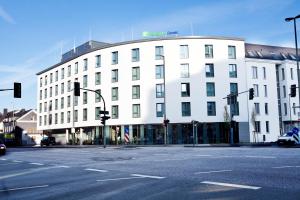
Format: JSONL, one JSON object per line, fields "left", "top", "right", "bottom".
{"left": 1, "top": 109, "right": 42, "bottom": 145}
{"left": 36, "top": 36, "right": 299, "bottom": 145}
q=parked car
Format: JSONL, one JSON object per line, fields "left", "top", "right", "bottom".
{"left": 0, "top": 140, "right": 6, "bottom": 155}
{"left": 277, "top": 127, "right": 299, "bottom": 146}
{"left": 40, "top": 136, "right": 56, "bottom": 146}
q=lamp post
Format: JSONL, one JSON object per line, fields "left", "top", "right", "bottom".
{"left": 160, "top": 55, "right": 168, "bottom": 145}
{"left": 285, "top": 15, "right": 300, "bottom": 112}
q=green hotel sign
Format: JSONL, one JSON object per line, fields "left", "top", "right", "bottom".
{"left": 142, "top": 31, "right": 178, "bottom": 37}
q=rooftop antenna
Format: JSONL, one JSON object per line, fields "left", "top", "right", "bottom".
{"left": 190, "top": 22, "right": 194, "bottom": 36}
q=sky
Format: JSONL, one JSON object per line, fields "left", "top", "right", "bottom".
{"left": 0, "top": 0, "right": 299, "bottom": 112}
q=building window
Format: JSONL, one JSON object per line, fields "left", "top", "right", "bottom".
{"left": 39, "top": 116, "right": 42, "bottom": 126}
{"left": 255, "top": 121, "right": 261, "bottom": 133}
{"left": 96, "top": 55, "right": 101, "bottom": 68}
{"left": 291, "top": 68, "right": 294, "bottom": 80}
{"left": 74, "top": 110, "right": 78, "bottom": 122}
{"left": 44, "top": 102, "right": 47, "bottom": 112}
{"left": 112, "top": 87, "right": 118, "bottom": 101}
{"left": 112, "top": 51, "right": 118, "bottom": 65}
{"left": 49, "top": 87, "right": 52, "bottom": 97}
{"left": 180, "top": 63, "right": 189, "bottom": 78}
{"left": 95, "top": 89, "right": 101, "bottom": 103}
{"left": 265, "top": 103, "right": 268, "bottom": 115}
{"left": 83, "top": 75, "right": 88, "bottom": 88}
{"left": 228, "top": 46, "right": 236, "bottom": 59}
{"left": 229, "top": 64, "right": 237, "bottom": 78}
{"left": 50, "top": 73, "right": 53, "bottom": 83}
{"left": 49, "top": 101, "right": 52, "bottom": 111}
{"left": 112, "top": 69, "right": 118, "bottom": 83}
{"left": 55, "top": 70, "right": 58, "bottom": 81}
{"left": 55, "top": 85, "right": 58, "bottom": 96}
{"left": 155, "top": 46, "right": 164, "bottom": 60}
{"left": 182, "top": 102, "right": 191, "bottom": 116}
{"left": 45, "top": 75, "right": 48, "bottom": 85}
{"left": 205, "top": 45, "right": 213, "bottom": 58}
{"left": 284, "top": 103, "right": 287, "bottom": 115}
{"left": 205, "top": 64, "right": 214, "bottom": 77}
{"left": 95, "top": 107, "right": 101, "bottom": 120}
{"left": 156, "top": 103, "right": 164, "bottom": 117}
{"left": 83, "top": 58, "right": 88, "bottom": 71}
{"left": 49, "top": 114, "right": 52, "bottom": 125}
{"left": 67, "top": 111, "right": 70, "bottom": 123}
{"left": 68, "top": 65, "right": 71, "bottom": 77}
{"left": 39, "top": 103, "right": 42, "bottom": 113}
{"left": 180, "top": 45, "right": 189, "bottom": 59}
{"left": 254, "top": 103, "right": 260, "bottom": 115}
{"left": 156, "top": 84, "right": 164, "bottom": 98}
{"left": 61, "top": 68, "right": 64, "bottom": 79}
{"left": 281, "top": 68, "right": 285, "bottom": 80}
{"left": 67, "top": 96, "right": 71, "bottom": 107}
{"left": 132, "top": 104, "right": 140, "bottom": 118}
{"left": 230, "top": 83, "right": 238, "bottom": 94}
{"left": 61, "top": 83, "right": 64, "bottom": 94}
{"left": 155, "top": 65, "right": 164, "bottom": 79}
{"left": 206, "top": 82, "right": 215, "bottom": 96}
{"left": 181, "top": 83, "right": 190, "bottom": 97}
{"left": 95, "top": 72, "right": 101, "bottom": 85}
{"left": 61, "top": 97, "right": 64, "bottom": 109}
{"left": 252, "top": 66, "right": 258, "bottom": 79}
{"left": 262, "top": 67, "right": 266, "bottom": 79}
{"left": 44, "top": 89, "right": 47, "bottom": 98}
{"left": 207, "top": 101, "right": 216, "bottom": 116}
{"left": 132, "top": 48, "right": 140, "bottom": 62}
{"left": 266, "top": 121, "right": 269, "bottom": 133}
{"left": 55, "top": 99, "right": 58, "bottom": 110}
{"left": 60, "top": 112, "right": 64, "bottom": 124}
{"left": 112, "top": 105, "right": 119, "bottom": 119}
{"left": 83, "top": 92, "right": 88, "bottom": 104}
{"left": 83, "top": 108, "right": 87, "bottom": 121}
{"left": 40, "top": 77, "right": 43, "bottom": 87}
{"left": 254, "top": 84, "right": 259, "bottom": 97}
{"left": 44, "top": 115, "right": 47, "bottom": 126}
{"left": 283, "top": 85, "right": 286, "bottom": 98}
{"left": 40, "top": 90, "right": 42, "bottom": 100}
{"left": 132, "top": 85, "right": 140, "bottom": 99}
{"left": 132, "top": 67, "right": 140, "bottom": 81}
{"left": 74, "top": 96, "right": 78, "bottom": 106}
{"left": 264, "top": 85, "right": 267, "bottom": 97}
{"left": 75, "top": 62, "right": 78, "bottom": 74}
{"left": 67, "top": 81, "right": 71, "bottom": 92}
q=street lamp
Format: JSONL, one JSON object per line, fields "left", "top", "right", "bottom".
{"left": 285, "top": 14, "right": 300, "bottom": 114}
{"left": 160, "top": 55, "right": 168, "bottom": 145}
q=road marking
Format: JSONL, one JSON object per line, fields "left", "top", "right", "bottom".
{"left": 0, "top": 185, "right": 49, "bottom": 192}
{"left": 97, "top": 177, "right": 144, "bottom": 182}
{"left": 131, "top": 174, "right": 166, "bottom": 179}
{"left": 12, "top": 160, "right": 23, "bottom": 163}
{"left": 194, "top": 155, "right": 212, "bottom": 157}
{"left": 201, "top": 181, "right": 261, "bottom": 190}
{"left": 55, "top": 165, "right": 70, "bottom": 168}
{"left": 195, "top": 170, "right": 232, "bottom": 174}
{"left": 85, "top": 168, "right": 108, "bottom": 173}
{"left": 244, "top": 156, "right": 276, "bottom": 159}
{"left": 272, "top": 165, "right": 300, "bottom": 169}
{"left": 29, "top": 163, "right": 44, "bottom": 166}
{"left": 0, "top": 158, "right": 7, "bottom": 161}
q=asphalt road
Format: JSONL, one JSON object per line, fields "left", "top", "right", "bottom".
{"left": 0, "top": 146, "right": 299, "bottom": 200}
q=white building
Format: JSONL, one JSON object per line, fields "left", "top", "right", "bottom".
{"left": 36, "top": 36, "right": 299, "bottom": 145}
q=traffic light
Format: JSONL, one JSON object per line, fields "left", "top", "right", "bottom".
{"left": 74, "top": 82, "right": 80, "bottom": 96}
{"left": 291, "top": 84, "right": 297, "bottom": 97}
{"left": 101, "top": 115, "right": 111, "bottom": 125}
{"left": 249, "top": 88, "right": 254, "bottom": 100}
{"left": 163, "top": 119, "right": 170, "bottom": 126}
{"left": 14, "top": 82, "right": 21, "bottom": 98}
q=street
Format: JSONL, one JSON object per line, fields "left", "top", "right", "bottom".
{"left": 0, "top": 146, "right": 300, "bottom": 200}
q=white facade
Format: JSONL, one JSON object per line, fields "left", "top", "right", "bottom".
{"left": 36, "top": 36, "right": 299, "bottom": 144}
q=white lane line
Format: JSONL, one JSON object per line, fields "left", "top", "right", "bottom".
{"left": 55, "top": 165, "right": 70, "bottom": 168}
{"left": 244, "top": 156, "right": 276, "bottom": 159}
{"left": 131, "top": 174, "right": 166, "bottom": 179}
{"left": 272, "top": 165, "right": 300, "bottom": 169}
{"left": 0, "top": 158, "right": 7, "bottom": 161}
{"left": 29, "top": 163, "right": 44, "bottom": 166}
{"left": 195, "top": 170, "right": 232, "bottom": 174}
{"left": 12, "top": 160, "right": 23, "bottom": 163}
{"left": 97, "top": 177, "right": 144, "bottom": 182}
{"left": 194, "top": 155, "right": 212, "bottom": 157}
{"left": 201, "top": 181, "right": 261, "bottom": 190}
{"left": 0, "top": 185, "right": 49, "bottom": 192}
{"left": 85, "top": 168, "right": 108, "bottom": 173}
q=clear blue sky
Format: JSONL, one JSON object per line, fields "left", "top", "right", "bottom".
{"left": 0, "top": 0, "right": 299, "bottom": 112}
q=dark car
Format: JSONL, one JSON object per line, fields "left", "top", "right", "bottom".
{"left": 40, "top": 136, "right": 56, "bottom": 147}
{"left": 0, "top": 140, "right": 6, "bottom": 155}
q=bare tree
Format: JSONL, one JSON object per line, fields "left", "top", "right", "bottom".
{"left": 251, "top": 108, "right": 257, "bottom": 143}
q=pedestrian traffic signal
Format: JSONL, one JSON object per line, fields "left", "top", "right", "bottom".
{"left": 291, "top": 84, "right": 297, "bottom": 97}
{"left": 74, "top": 82, "right": 80, "bottom": 96}
{"left": 101, "top": 115, "right": 110, "bottom": 125}
{"left": 13, "top": 82, "right": 21, "bottom": 98}
{"left": 249, "top": 88, "right": 254, "bottom": 100}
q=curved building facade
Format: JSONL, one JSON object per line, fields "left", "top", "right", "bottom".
{"left": 37, "top": 36, "right": 299, "bottom": 145}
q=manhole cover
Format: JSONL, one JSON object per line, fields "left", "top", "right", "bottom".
{"left": 92, "top": 156, "right": 133, "bottom": 161}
